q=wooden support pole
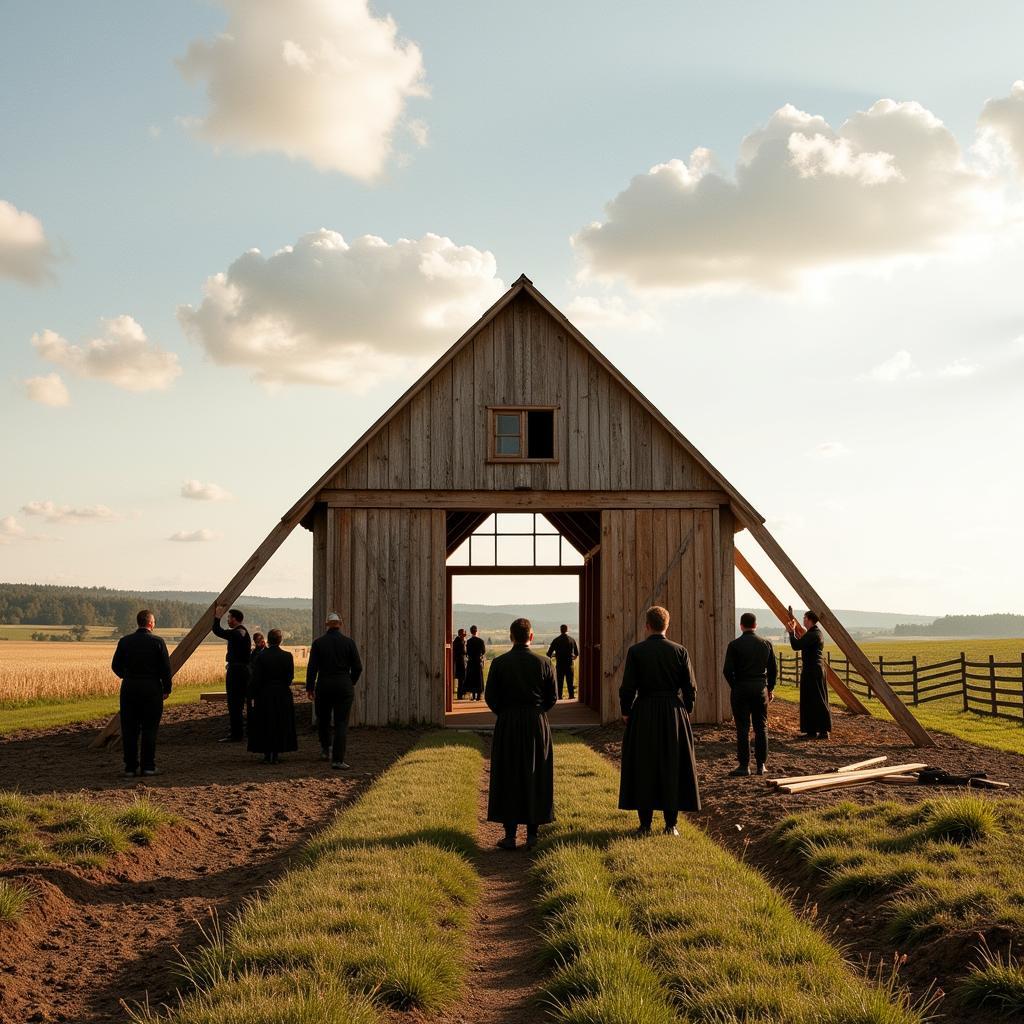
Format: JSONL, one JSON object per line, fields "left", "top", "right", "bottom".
{"left": 91, "top": 515, "right": 307, "bottom": 748}
{"left": 736, "top": 520, "right": 934, "bottom": 747}
{"left": 733, "top": 548, "right": 869, "bottom": 717}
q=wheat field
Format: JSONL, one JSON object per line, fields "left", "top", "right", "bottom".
{"left": 0, "top": 642, "right": 308, "bottom": 706}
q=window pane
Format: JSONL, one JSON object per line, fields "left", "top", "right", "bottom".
{"left": 537, "top": 514, "right": 559, "bottom": 534}
{"left": 497, "top": 535, "right": 534, "bottom": 565}
{"left": 447, "top": 539, "right": 470, "bottom": 565}
{"left": 535, "top": 535, "right": 560, "bottom": 565}
{"left": 496, "top": 413, "right": 521, "bottom": 435}
{"left": 469, "top": 535, "right": 495, "bottom": 566}
{"left": 526, "top": 409, "right": 555, "bottom": 459}
{"left": 497, "top": 513, "right": 534, "bottom": 534}
{"left": 496, "top": 435, "right": 522, "bottom": 455}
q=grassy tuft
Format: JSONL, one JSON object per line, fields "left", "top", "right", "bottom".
{"left": 922, "top": 796, "right": 1000, "bottom": 845}
{"left": 0, "top": 879, "right": 34, "bottom": 923}
{"left": 958, "top": 946, "right": 1024, "bottom": 1015}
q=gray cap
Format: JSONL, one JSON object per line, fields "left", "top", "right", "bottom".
{"left": 326, "top": 612, "right": 341, "bottom": 623}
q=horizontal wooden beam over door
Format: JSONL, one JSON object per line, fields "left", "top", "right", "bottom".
{"left": 447, "top": 566, "right": 583, "bottom": 577}
{"left": 320, "top": 489, "right": 730, "bottom": 510}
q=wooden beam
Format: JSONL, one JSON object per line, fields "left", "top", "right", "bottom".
{"left": 321, "top": 489, "right": 729, "bottom": 510}
{"left": 91, "top": 515, "right": 307, "bottom": 748}
{"left": 447, "top": 565, "right": 583, "bottom": 576}
{"left": 733, "top": 548, "right": 869, "bottom": 716}
{"left": 737, "top": 519, "right": 934, "bottom": 748}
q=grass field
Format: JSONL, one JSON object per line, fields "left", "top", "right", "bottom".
{"left": 535, "top": 737, "right": 926, "bottom": 1023}
{"left": 130, "top": 733, "right": 484, "bottom": 1023}
{"left": 774, "top": 796, "right": 1024, "bottom": 1015}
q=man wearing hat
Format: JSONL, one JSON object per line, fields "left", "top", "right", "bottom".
{"left": 306, "top": 612, "right": 363, "bottom": 769}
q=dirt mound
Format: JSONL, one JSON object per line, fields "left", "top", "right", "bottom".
{"left": 0, "top": 700, "right": 417, "bottom": 1023}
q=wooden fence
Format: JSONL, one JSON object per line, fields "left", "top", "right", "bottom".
{"left": 777, "top": 650, "right": 1024, "bottom": 722}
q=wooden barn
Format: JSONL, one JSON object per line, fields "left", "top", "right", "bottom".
{"left": 97, "top": 275, "right": 931, "bottom": 747}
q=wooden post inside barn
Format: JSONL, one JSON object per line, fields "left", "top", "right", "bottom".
{"left": 93, "top": 276, "right": 932, "bottom": 747}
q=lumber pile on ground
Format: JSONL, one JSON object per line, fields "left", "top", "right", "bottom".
{"left": 770, "top": 757, "right": 1009, "bottom": 794}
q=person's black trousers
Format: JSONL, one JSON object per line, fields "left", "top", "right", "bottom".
{"left": 120, "top": 678, "right": 164, "bottom": 773}
{"left": 638, "top": 808, "right": 678, "bottom": 831}
{"left": 225, "top": 663, "right": 250, "bottom": 740}
{"left": 555, "top": 662, "right": 575, "bottom": 700}
{"left": 503, "top": 822, "right": 539, "bottom": 841}
{"left": 730, "top": 685, "right": 770, "bottom": 767}
{"left": 315, "top": 676, "right": 355, "bottom": 763}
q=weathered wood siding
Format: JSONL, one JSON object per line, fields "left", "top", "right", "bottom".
{"left": 322, "top": 507, "right": 446, "bottom": 726}
{"left": 600, "top": 508, "right": 729, "bottom": 724}
{"left": 325, "top": 294, "right": 717, "bottom": 493}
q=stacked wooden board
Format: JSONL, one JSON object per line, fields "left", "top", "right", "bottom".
{"left": 770, "top": 757, "right": 1009, "bottom": 793}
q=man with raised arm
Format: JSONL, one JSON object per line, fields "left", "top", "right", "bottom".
{"left": 485, "top": 617, "right": 557, "bottom": 850}
{"left": 306, "top": 612, "right": 363, "bottom": 770}
{"left": 723, "top": 612, "right": 776, "bottom": 776}
{"left": 785, "top": 610, "right": 831, "bottom": 740}
{"left": 212, "top": 605, "right": 251, "bottom": 743}
{"left": 618, "top": 605, "right": 701, "bottom": 835}
{"left": 112, "top": 609, "right": 172, "bottom": 777}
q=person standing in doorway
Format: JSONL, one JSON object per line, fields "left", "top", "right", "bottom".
{"left": 453, "top": 628, "right": 468, "bottom": 699}
{"left": 546, "top": 624, "right": 579, "bottom": 701}
{"left": 465, "top": 625, "right": 486, "bottom": 701}
{"left": 212, "top": 605, "right": 251, "bottom": 743}
{"left": 485, "top": 617, "right": 556, "bottom": 850}
{"left": 723, "top": 612, "right": 776, "bottom": 776}
{"left": 306, "top": 612, "right": 363, "bottom": 769}
{"left": 112, "top": 610, "right": 172, "bottom": 777}
{"left": 785, "top": 610, "right": 831, "bottom": 740}
{"left": 618, "top": 606, "right": 701, "bottom": 835}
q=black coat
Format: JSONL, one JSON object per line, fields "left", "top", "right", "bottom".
{"left": 789, "top": 625, "right": 832, "bottom": 734}
{"left": 112, "top": 628, "right": 172, "bottom": 694}
{"left": 546, "top": 633, "right": 579, "bottom": 665}
{"left": 453, "top": 635, "right": 467, "bottom": 681}
{"left": 211, "top": 619, "right": 251, "bottom": 664}
{"left": 618, "top": 635, "right": 701, "bottom": 814}
{"left": 306, "top": 629, "right": 363, "bottom": 694}
{"left": 484, "top": 644, "right": 556, "bottom": 825}
{"left": 465, "top": 635, "right": 486, "bottom": 692}
{"left": 723, "top": 632, "right": 777, "bottom": 693}
{"left": 247, "top": 646, "right": 298, "bottom": 754}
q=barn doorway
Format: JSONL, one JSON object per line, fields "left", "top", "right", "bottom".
{"left": 443, "top": 511, "right": 602, "bottom": 728}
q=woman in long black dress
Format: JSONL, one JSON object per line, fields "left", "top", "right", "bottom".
{"left": 247, "top": 629, "right": 298, "bottom": 763}
{"left": 786, "top": 610, "right": 831, "bottom": 739}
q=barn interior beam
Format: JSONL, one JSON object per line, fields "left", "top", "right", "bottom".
{"left": 737, "top": 518, "right": 934, "bottom": 747}
{"left": 320, "top": 489, "right": 729, "bottom": 510}
{"left": 733, "top": 548, "right": 869, "bottom": 716}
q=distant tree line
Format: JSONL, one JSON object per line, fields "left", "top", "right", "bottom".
{"left": 893, "top": 613, "right": 1024, "bottom": 637}
{"left": 0, "top": 583, "right": 313, "bottom": 642}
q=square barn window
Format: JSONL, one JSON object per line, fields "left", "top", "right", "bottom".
{"left": 488, "top": 407, "right": 557, "bottom": 462}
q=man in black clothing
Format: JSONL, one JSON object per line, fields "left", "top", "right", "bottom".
{"left": 785, "top": 610, "right": 831, "bottom": 740}
{"left": 618, "top": 605, "right": 701, "bottom": 835}
{"left": 453, "top": 628, "right": 467, "bottom": 699}
{"left": 485, "top": 617, "right": 556, "bottom": 850}
{"left": 723, "top": 612, "right": 776, "bottom": 776}
{"left": 306, "top": 612, "right": 363, "bottom": 769}
{"left": 465, "top": 625, "right": 486, "bottom": 701}
{"left": 546, "top": 625, "right": 580, "bottom": 701}
{"left": 212, "top": 605, "right": 251, "bottom": 742}
{"left": 112, "top": 609, "right": 172, "bottom": 777}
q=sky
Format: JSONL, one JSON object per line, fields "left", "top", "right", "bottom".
{"left": 2, "top": 1, "right": 1023, "bottom": 614}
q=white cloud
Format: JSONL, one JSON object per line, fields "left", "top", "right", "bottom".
{"left": 176, "top": 0, "right": 426, "bottom": 179}
{"left": 21, "top": 501, "right": 119, "bottom": 522}
{"left": 978, "top": 81, "right": 1024, "bottom": 174}
{"left": 565, "top": 295, "right": 658, "bottom": 332}
{"left": 168, "top": 528, "right": 220, "bottom": 542}
{"left": 574, "top": 97, "right": 1006, "bottom": 291}
{"left": 32, "top": 315, "right": 181, "bottom": 392}
{"left": 0, "top": 199, "right": 58, "bottom": 285}
{"left": 178, "top": 230, "right": 504, "bottom": 389}
{"left": 866, "top": 349, "right": 919, "bottom": 383}
{"left": 937, "top": 359, "right": 979, "bottom": 379}
{"left": 0, "top": 515, "right": 25, "bottom": 544}
{"left": 24, "top": 373, "right": 70, "bottom": 407}
{"left": 808, "top": 441, "right": 851, "bottom": 459}
{"left": 181, "top": 479, "right": 232, "bottom": 501}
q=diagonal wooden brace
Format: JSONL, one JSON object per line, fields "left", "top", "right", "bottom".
{"left": 733, "top": 548, "right": 869, "bottom": 716}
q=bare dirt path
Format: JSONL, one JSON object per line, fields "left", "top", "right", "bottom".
{"left": 438, "top": 746, "right": 545, "bottom": 1024}
{"left": 0, "top": 701, "right": 417, "bottom": 1024}
{"left": 589, "top": 699, "right": 1024, "bottom": 1024}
